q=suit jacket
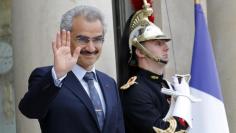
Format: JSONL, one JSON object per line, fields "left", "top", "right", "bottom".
{"left": 120, "top": 68, "right": 187, "bottom": 133}
{"left": 19, "top": 66, "right": 125, "bottom": 133}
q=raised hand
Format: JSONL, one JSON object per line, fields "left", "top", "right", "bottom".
{"left": 172, "top": 75, "right": 191, "bottom": 96}
{"left": 52, "top": 30, "right": 81, "bottom": 78}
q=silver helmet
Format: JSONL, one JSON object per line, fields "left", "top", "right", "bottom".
{"left": 128, "top": 0, "right": 171, "bottom": 64}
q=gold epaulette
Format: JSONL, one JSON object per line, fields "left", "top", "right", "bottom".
{"left": 120, "top": 76, "right": 137, "bottom": 90}
{"left": 153, "top": 117, "right": 187, "bottom": 133}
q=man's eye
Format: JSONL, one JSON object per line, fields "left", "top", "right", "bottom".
{"left": 93, "top": 38, "right": 104, "bottom": 43}
{"left": 78, "top": 38, "right": 89, "bottom": 43}
{"left": 75, "top": 35, "right": 104, "bottom": 45}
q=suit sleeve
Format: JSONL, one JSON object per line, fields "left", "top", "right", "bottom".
{"left": 113, "top": 79, "right": 125, "bottom": 133}
{"left": 18, "top": 67, "right": 61, "bottom": 119}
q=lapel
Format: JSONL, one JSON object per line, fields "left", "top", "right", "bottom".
{"left": 62, "top": 71, "right": 100, "bottom": 128}
{"left": 96, "top": 71, "right": 114, "bottom": 131}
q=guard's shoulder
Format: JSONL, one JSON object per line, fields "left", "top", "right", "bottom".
{"left": 120, "top": 76, "right": 138, "bottom": 90}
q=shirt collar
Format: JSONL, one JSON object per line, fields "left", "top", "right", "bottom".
{"left": 72, "top": 65, "right": 98, "bottom": 81}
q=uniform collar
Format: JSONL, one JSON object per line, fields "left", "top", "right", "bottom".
{"left": 137, "top": 67, "right": 169, "bottom": 88}
{"left": 137, "top": 68, "right": 164, "bottom": 82}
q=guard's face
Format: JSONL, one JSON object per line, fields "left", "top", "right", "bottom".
{"left": 143, "top": 39, "right": 169, "bottom": 62}
{"left": 71, "top": 16, "right": 104, "bottom": 70}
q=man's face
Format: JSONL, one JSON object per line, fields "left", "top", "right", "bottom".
{"left": 71, "top": 16, "right": 104, "bottom": 70}
{"left": 143, "top": 39, "right": 169, "bottom": 63}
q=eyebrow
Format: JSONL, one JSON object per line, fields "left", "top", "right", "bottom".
{"left": 75, "top": 35, "right": 104, "bottom": 39}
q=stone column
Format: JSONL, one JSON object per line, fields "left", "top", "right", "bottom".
{"left": 207, "top": 0, "right": 236, "bottom": 132}
{"left": 0, "top": 0, "right": 16, "bottom": 132}
{"left": 12, "top": 0, "right": 116, "bottom": 133}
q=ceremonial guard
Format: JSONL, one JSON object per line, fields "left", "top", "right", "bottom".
{"left": 120, "top": 0, "right": 198, "bottom": 132}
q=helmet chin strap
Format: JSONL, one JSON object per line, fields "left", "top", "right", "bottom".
{"left": 158, "top": 59, "right": 168, "bottom": 64}
{"left": 132, "top": 38, "right": 168, "bottom": 65}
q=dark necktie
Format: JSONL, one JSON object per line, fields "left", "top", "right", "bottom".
{"left": 83, "top": 72, "right": 104, "bottom": 130}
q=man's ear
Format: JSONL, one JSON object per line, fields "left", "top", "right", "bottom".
{"left": 135, "top": 48, "right": 145, "bottom": 58}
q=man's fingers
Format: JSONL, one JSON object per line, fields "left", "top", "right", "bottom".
{"left": 56, "top": 32, "right": 61, "bottom": 48}
{"left": 61, "top": 29, "right": 67, "bottom": 46}
{"left": 52, "top": 41, "right": 57, "bottom": 54}
{"left": 73, "top": 46, "right": 81, "bottom": 60}
{"left": 66, "top": 31, "right": 71, "bottom": 47}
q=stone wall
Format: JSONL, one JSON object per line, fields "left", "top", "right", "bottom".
{"left": 0, "top": 0, "right": 16, "bottom": 132}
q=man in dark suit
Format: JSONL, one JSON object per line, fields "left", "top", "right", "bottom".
{"left": 19, "top": 5, "right": 125, "bottom": 133}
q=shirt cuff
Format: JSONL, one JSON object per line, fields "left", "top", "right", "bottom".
{"left": 51, "top": 67, "right": 67, "bottom": 87}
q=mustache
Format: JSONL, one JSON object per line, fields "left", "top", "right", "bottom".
{"left": 80, "top": 50, "right": 98, "bottom": 55}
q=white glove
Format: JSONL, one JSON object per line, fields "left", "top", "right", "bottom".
{"left": 161, "top": 74, "right": 201, "bottom": 102}
{"left": 172, "top": 75, "right": 192, "bottom": 128}
{"left": 173, "top": 74, "right": 190, "bottom": 96}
